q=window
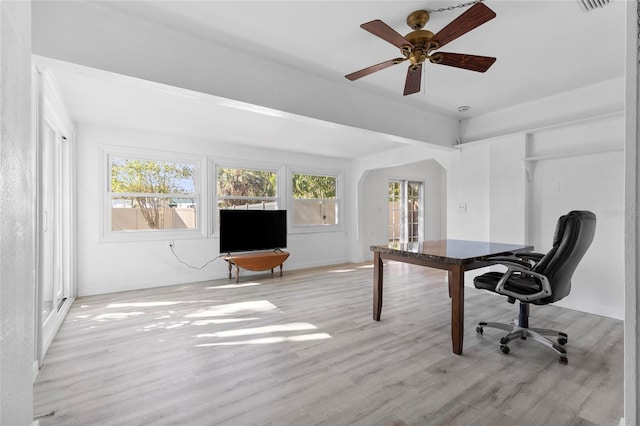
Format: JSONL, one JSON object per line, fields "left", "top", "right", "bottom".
{"left": 216, "top": 166, "right": 279, "bottom": 210}
{"left": 291, "top": 172, "right": 339, "bottom": 226}
{"left": 388, "top": 179, "right": 423, "bottom": 247}
{"left": 108, "top": 154, "right": 199, "bottom": 232}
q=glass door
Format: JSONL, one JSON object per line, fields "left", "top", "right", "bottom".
{"left": 41, "top": 121, "right": 67, "bottom": 332}
{"left": 388, "top": 179, "right": 424, "bottom": 247}
{"left": 406, "top": 181, "right": 421, "bottom": 243}
{"left": 388, "top": 180, "right": 403, "bottom": 248}
{"left": 35, "top": 71, "right": 75, "bottom": 367}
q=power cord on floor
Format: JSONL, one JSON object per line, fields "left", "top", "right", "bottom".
{"left": 169, "top": 243, "right": 224, "bottom": 270}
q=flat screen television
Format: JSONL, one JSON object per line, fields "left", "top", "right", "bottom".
{"left": 219, "top": 209, "right": 287, "bottom": 254}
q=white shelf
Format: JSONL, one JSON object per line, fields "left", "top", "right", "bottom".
{"left": 522, "top": 145, "right": 623, "bottom": 162}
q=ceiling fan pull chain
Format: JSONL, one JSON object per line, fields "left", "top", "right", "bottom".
{"left": 428, "top": 0, "right": 484, "bottom": 14}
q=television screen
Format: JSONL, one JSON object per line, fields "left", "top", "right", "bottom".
{"left": 219, "top": 210, "right": 287, "bottom": 253}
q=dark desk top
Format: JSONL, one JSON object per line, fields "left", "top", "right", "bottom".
{"left": 371, "top": 239, "right": 533, "bottom": 265}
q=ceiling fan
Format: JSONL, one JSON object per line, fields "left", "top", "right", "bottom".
{"left": 345, "top": 2, "right": 497, "bottom": 96}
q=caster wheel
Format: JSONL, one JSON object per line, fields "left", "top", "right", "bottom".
{"left": 558, "top": 337, "right": 568, "bottom": 345}
{"left": 476, "top": 326, "right": 483, "bottom": 335}
{"left": 559, "top": 356, "right": 568, "bottom": 365}
{"left": 500, "top": 345, "right": 510, "bottom": 354}
{"left": 499, "top": 336, "right": 509, "bottom": 345}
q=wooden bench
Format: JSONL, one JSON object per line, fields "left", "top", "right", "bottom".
{"left": 223, "top": 251, "right": 290, "bottom": 283}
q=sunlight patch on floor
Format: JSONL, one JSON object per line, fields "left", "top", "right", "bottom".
{"left": 165, "top": 321, "right": 190, "bottom": 329}
{"left": 107, "top": 301, "right": 187, "bottom": 308}
{"left": 195, "top": 333, "right": 332, "bottom": 347}
{"left": 206, "top": 282, "right": 262, "bottom": 289}
{"left": 191, "top": 318, "right": 259, "bottom": 325}
{"left": 184, "top": 300, "right": 278, "bottom": 318}
{"left": 153, "top": 315, "right": 172, "bottom": 320}
{"left": 94, "top": 312, "right": 144, "bottom": 320}
{"left": 357, "top": 264, "right": 374, "bottom": 269}
{"left": 195, "top": 322, "right": 317, "bottom": 338}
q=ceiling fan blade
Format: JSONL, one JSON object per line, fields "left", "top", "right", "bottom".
{"left": 345, "top": 58, "right": 406, "bottom": 81}
{"left": 430, "top": 3, "right": 496, "bottom": 49}
{"left": 403, "top": 64, "right": 422, "bottom": 96}
{"left": 432, "top": 52, "right": 496, "bottom": 72}
{"left": 361, "top": 20, "right": 413, "bottom": 50}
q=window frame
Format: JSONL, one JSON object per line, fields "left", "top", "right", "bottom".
{"left": 288, "top": 167, "right": 344, "bottom": 234}
{"left": 102, "top": 146, "right": 207, "bottom": 242}
{"left": 212, "top": 159, "right": 285, "bottom": 237}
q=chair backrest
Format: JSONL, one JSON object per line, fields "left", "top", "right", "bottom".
{"left": 532, "top": 210, "right": 596, "bottom": 303}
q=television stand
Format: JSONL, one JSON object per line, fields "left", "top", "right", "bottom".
{"left": 223, "top": 251, "right": 290, "bottom": 283}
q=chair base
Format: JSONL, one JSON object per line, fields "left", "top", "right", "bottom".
{"left": 476, "top": 320, "right": 569, "bottom": 364}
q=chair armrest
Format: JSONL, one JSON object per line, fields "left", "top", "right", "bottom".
{"left": 495, "top": 267, "right": 552, "bottom": 302}
{"left": 482, "top": 256, "right": 533, "bottom": 269}
{"left": 515, "top": 252, "right": 545, "bottom": 262}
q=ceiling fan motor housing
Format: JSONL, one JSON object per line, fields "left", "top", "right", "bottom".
{"left": 403, "top": 29, "right": 435, "bottom": 64}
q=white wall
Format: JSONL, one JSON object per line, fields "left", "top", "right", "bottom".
{"left": 527, "top": 117, "right": 625, "bottom": 319}
{"left": 489, "top": 135, "right": 527, "bottom": 244}
{"left": 76, "top": 123, "right": 352, "bottom": 296}
{"left": 0, "top": 0, "right": 34, "bottom": 424}
{"left": 443, "top": 134, "right": 527, "bottom": 283}
{"left": 360, "top": 159, "right": 446, "bottom": 262}
{"left": 445, "top": 144, "right": 491, "bottom": 241}
{"left": 442, "top": 116, "right": 625, "bottom": 320}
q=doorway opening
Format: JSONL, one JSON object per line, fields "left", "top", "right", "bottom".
{"left": 388, "top": 180, "right": 423, "bottom": 248}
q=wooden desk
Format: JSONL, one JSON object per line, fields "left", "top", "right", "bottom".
{"left": 370, "top": 240, "right": 533, "bottom": 355}
{"left": 224, "top": 251, "right": 289, "bottom": 283}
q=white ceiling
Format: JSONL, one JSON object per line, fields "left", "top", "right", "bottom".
{"left": 49, "top": 66, "right": 418, "bottom": 159}
{"left": 43, "top": 0, "right": 627, "bottom": 159}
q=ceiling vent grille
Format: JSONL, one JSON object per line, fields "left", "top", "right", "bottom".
{"left": 576, "top": 0, "right": 610, "bottom": 12}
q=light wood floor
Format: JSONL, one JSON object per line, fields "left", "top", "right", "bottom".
{"left": 34, "top": 262, "right": 623, "bottom": 426}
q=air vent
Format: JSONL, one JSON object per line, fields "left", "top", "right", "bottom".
{"left": 576, "top": 0, "right": 610, "bottom": 12}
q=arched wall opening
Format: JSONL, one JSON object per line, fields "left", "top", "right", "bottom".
{"left": 357, "top": 159, "right": 447, "bottom": 262}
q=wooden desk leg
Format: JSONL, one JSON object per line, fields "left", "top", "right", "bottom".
{"left": 228, "top": 261, "right": 232, "bottom": 279}
{"left": 373, "top": 252, "right": 383, "bottom": 321}
{"left": 447, "top": 271, "right": 452, "bottom": 298}
{"left": 449, "top": 266, "right": 464, "bottom": 355}
{"left": 279, "top": 263, "right": 283, "bottom": 277}
{"left": 235, "top": 266, "right": 240, "bottom": 283}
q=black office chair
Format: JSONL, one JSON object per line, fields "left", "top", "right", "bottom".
{"left": 474, "top": 210, "right": 596, "bottom": 364}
